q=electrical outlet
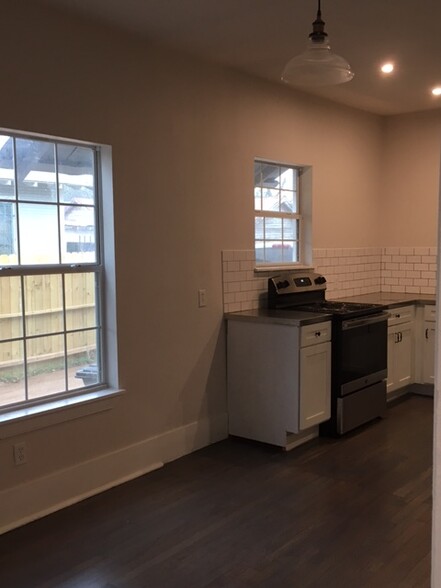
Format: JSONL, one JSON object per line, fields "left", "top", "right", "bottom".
{"left": 13, "top": 441, "right": 27, "bottom": 466}
{"left": 198, "top": 289, "right": 207, "bottom": 307}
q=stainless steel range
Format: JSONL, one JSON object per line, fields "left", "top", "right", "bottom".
{"left": 268, "top": 272, "right": 389, "bottom": 435}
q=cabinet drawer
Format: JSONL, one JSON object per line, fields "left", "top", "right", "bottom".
{"left": 388, "top": 305, "right": 415, "bottom": 326}
{"left": 424, "top": 305, "right": 437, "bottom": 322}
{"left": 300, "top": 321, "right": 331, "bottom": 347}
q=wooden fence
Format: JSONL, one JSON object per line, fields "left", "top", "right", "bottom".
{"left": 0, "top": 273, "right": 96, "bottom": 374}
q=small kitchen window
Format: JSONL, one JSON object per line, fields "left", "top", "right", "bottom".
{"left": 254, "top": 160, "right": 310, "bottom": 268}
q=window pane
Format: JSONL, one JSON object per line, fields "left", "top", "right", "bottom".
{"left": 0, "top": 340, "right": 25, "bottom": 407}
{"left": 18, "top": 203, "right": 59, "bottom": 264}
{"left": 262, "top": 188, "right": 279, "bottom": 212}
{"left": 283, "top": 218, "right": 298, "bottom": 240}
{"left": 0, "top": 276, "right": 22, "bottom": 340}
{"left": 279, "top": 167, "right": 296, "bottom": 191}
{"left": 289, "top": 242, "right": 299, "bottom": 262}
{"left": 58, "top": 144, "right": 95, "bottom": 205}
{"left": 65, "top": 272, "right": 97, "bottom": 330}
{"left": 0, "top": 135, "right": 15, "bottom": 200}
{"left": 281, "top": 242, "right": 298, "bottom": 263}
{"left": 24, "top": 275, "right": 63, "bottom": 337}
{"left": 264, "top": 241, "right": 285, "bottom": 264}
{"left": 27, "top": 334, "right": 65, "bottom": 400}
{"left": 281, "top": 190, "right": 296, "bottom": 213}
{"left": 265, "top": 217, "right": 282, "bottom": 240}
{"left": 261, "top": 163, "right": 279, "bottom": 189}
{"left": 61, "top": 204, "right": 96, "bottom": 264}
{"left": 0, "top": 202, "right": 18, "bottom": 262}
{"left": 255, "top": 216, "right": 264, "bottom": 240}
{"left": 16, "top": 139, "right": 56, "bottom": 203}
{"left": 67, "top": 330, "right": 99, "bottom": 390}
{"left": 255, "top": 241, "right": 265, "bottom": 263}
{"left": 260, "top": 241, "right": 297, "bottom": 264}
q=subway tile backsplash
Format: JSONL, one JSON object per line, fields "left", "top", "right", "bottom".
{"left": 222, "top": 247, "right": 438, "bottom": 313}
{"left": 222, "top": 250, "right": 267, "bottom": 313}
{"left": 313, "top": 247, "right": 382, "bottom": 299}
{"left": 381, "top": 246, "right": 437, "bottom": 295}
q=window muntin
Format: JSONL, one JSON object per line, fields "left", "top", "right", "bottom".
{"left": 0, "top": 133, "right": 102, "bottom": 411}
{"left": 254, "top": 161, "right": 302, "bottom": 266}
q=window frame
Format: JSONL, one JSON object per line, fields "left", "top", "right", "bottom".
{"left": 254, "top": 158, "right": 312, "bottom": 271}
{"left": 0, "top": 129, "right": 118, "bottom": 417}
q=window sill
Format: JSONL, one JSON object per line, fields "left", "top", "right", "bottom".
{"left": 0, "top": 388, "right": 124, "bottom": 439}
{"left": 254, "top": 264, "right": 314, "bottom": 273}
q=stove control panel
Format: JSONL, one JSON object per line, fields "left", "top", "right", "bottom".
{"left": 293, "top": 276, "right": 312, "bottom": 288}
{"left": 269, "top": 272, "right": 327, "bottom": 295}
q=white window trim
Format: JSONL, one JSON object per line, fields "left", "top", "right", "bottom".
{"left": 0, "top": 388, "right": 123, "bottom": 439}
{"left": 0, "top": 133, "right": 121, "bottom": 433}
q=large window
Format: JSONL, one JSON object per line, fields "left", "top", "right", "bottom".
{"left": 254, "top": 160, "right": 303, "bottom": 267}
{"left": 0, "top": 133, "right": 106, "bottom": 410}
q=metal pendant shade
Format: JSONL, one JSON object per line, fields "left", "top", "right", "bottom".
{"left": 282, "top": 0, "right": 354, "bottom": 88}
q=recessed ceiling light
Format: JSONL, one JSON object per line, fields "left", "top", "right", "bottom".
{"left": 380, "top": 63, "right": 394, "bottom": 74}
{"left": 432, "top": 87, "right": 441, "bottom": 96}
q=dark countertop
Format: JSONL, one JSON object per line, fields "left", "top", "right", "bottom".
{"left": 332, "top": 292, "right": 436, "bottom": 309}
{"left": 225, "top": 292, "right": 436, "bottom": 326}
{"left": 224, "top": 308, "right": 332, "bottom": 327}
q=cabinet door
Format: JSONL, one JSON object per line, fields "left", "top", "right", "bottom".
{"left": 394, "top": 323, "right": 414, "bottom": 388}
{"left": 299, "top": 341, "right": 331, "bottom": 430}
{"left": 387, "top": 327, "right": 398, "bottom": 394}
{"left": 423, "top": 322, "right": 436, "bottom": 384}
{"left": 387, "top": 322, "right": 413, "bottom": 393}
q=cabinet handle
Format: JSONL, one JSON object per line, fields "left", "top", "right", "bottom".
{"left": 426, "top": 328, "right": 429, "bottom": 339}
{"left": 399, "top": 332, "right": 403, "bottom": 342}
{"left": 395, "top": 313, "right": 400, "bottom": 318}
{"left": 394, "top": 333, "right": 398, "bottom": 343}
{"left": 315, "top": 331, "right": 321, "bottom": 337}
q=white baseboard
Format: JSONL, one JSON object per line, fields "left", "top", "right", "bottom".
{"left": 0, "top": 412, "right": 228, "bottom": 535}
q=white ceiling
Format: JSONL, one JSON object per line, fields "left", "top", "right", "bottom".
{"left": 42, "top": 0, "right": 441, "bottom": 116}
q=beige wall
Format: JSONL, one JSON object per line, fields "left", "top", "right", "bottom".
{"left": 0, "top": 0, "right": 439, "bottom": 541}
{"left": 381, "top": 110, "right": 441, "bottom": 246}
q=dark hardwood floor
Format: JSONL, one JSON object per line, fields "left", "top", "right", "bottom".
{"left": 0, "top": 394, "right": 433, "bottom": 588}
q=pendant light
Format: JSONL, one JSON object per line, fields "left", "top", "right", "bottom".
{"left": 282, "top": 0, "right": 354, "bottom": 87}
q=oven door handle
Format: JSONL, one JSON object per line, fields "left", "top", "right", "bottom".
{"left": 342, "top": 312, "right": 389, "bottom": 330}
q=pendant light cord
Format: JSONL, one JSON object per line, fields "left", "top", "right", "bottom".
{"left": 310, "top": 0, "right": 327, "bottom": 42}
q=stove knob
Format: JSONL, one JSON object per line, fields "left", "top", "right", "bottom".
{"left": 276, "top": 280, "right": 290, "bottom": 289}
{"left": 314, "top": 276, "right": 326, "bottom": 285}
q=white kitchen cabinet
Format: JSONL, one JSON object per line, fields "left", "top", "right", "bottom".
{"left": 422, "top": 305, "right": 436, "bottom": 384}
{"left": 226, "top": 318, "right": 331, "bottom": 448}
{"left": 299, "top": 341, "right": 331, "bottom": 429}
{"left": 387, "top": 306, "right": 414, "bottom": 396}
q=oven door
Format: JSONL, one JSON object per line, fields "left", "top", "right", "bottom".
{"left": 336, "top": 313, "right": 388, "bottom": 396}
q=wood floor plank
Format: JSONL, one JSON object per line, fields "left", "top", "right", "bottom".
{"left": 0, "top": 394, "right": 433, "bottom": 588}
